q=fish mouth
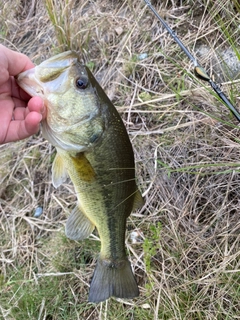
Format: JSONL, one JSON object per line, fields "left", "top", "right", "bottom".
{"left": 17, "top": 69, "right": 44, "bottom": 98}
{"left": 16, "top": 51, "right": 79, "bottom": 98}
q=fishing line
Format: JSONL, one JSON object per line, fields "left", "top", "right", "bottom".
{"left": 143, "top": 0, "right": 240, "bottom": 122}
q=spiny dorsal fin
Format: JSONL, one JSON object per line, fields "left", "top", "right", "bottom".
{"left": 52, "top": 152, "right": 68, "bottom": 188}
{"left": 65, "top": 204, "right": 95, "bottom": 240}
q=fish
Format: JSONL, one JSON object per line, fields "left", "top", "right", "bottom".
{"left": 16, "top": 51, "right": 144, "bottom": 303}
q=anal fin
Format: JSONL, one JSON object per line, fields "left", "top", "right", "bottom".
{"left": 65, "top": 204, "right": 95, "bottom": 240}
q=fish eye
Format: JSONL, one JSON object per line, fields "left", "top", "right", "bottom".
{"left": 76, "top": 76, "right": 88, "bottom": 89}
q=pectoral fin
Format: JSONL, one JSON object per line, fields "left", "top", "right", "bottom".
{"left": 65, "top": 204, "right": 95, "bottom": 240}
{"left": 52, "top": 152, "right": 68, "bottom": 188}
{"left": 70, "top": 152, "right": 96, "bottom": 182}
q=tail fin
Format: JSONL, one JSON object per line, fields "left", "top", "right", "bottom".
{"left": 88, "top": 258, "right": 139, "bottom": 303}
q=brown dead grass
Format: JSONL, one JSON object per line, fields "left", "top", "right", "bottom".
{"left": 0, "top": 0, "right": 240, "bottom": 319}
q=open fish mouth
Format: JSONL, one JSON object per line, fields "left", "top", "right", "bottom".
{"left": 16, "top": 51, "right": 78, "bottom": 98}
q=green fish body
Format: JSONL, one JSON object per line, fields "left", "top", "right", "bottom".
{"left": 17, "top": 51, "right": 143, "bottom": 303}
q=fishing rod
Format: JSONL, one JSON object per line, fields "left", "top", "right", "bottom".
{"left": 143, "top": 0, "right": 240, "bottom": 122}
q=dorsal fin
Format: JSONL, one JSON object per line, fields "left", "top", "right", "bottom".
{"left": 132, "top": 189, "right": 144, "bottom": 211}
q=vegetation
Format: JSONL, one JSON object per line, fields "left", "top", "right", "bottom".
{"left": 0, "top": 0, "right": 239, "bottom": 319}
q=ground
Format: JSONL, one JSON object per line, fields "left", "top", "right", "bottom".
{"left": 0, "top": 0, "right": 239, "bottom": 319}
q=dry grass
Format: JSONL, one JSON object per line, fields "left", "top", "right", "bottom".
{"left": 0, "top": 0, "right": 240, "bottom": 319}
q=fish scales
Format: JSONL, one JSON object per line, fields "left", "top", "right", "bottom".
{"left": 16, "top": 51, "right": 143, "bottom": 303}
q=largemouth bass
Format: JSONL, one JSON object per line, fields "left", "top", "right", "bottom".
{"left": 17, "top": 51, "right": 143, "bottom": 303}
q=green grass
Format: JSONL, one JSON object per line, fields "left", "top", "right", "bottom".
{"left": 45, "top": 0, "right": 72, "bottom": 52}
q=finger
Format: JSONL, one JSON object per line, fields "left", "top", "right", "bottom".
{"left": 0, "top": 45, "right": 34, "bottom": 83}
{"left": 24, "top": 111, "right": 43, "bottom": 136}
{"left": 12, "top": 107, "right": 28, "bottom": 121}
{"left": 4, "top": 112, "right": 42, "bottom": 143}
{"left": 0, "top": 96, "right": 14, "bottom": 143}
{"left": 12, "top": 97, "right": 45, "bottom": 121}
{"left": 28, "top": 96, "right": 46, "bottom": 118}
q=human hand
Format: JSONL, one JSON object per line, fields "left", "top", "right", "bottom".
{"left": 0, "top": 45, "right": 46, "bottom": 144}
